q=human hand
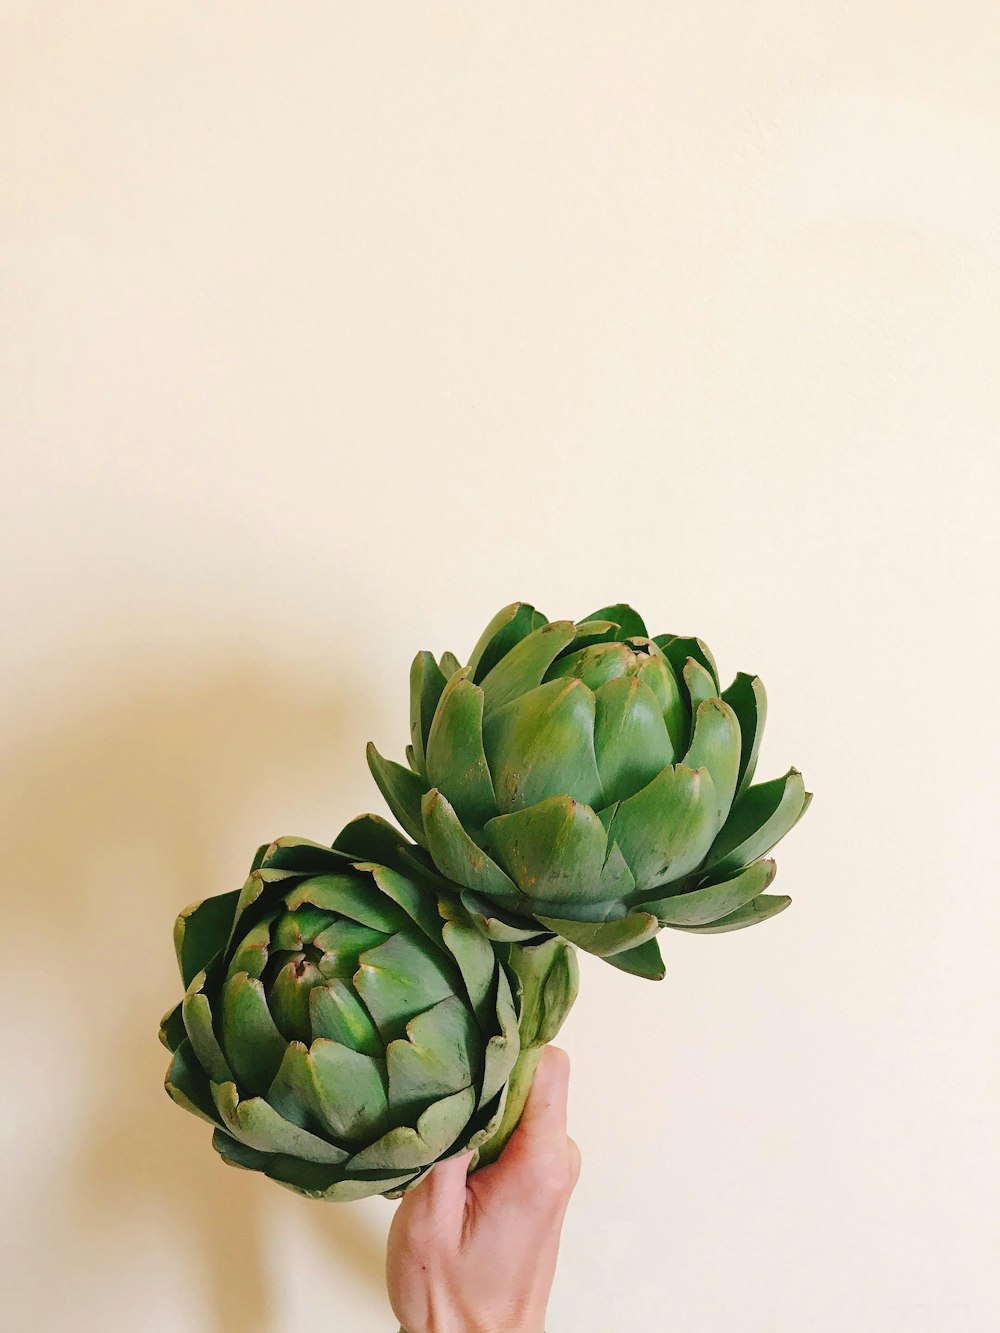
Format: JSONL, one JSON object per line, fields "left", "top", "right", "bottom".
{"left": 386, "top": 1045, "right": 581, "bottom": 1333}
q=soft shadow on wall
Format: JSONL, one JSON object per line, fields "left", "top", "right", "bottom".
{"left": 1, "top": 636, "right": 390, "bottom": 1332}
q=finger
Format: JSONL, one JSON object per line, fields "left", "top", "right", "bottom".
{"left": 566, "top": 1135, "right": 582, "bottom": 1190}
{"left": 395, "top": 1150, "right": 473, "bottom": 1229}
{"left": 513, "top": 1045, "right": 571, "bottom": 1148}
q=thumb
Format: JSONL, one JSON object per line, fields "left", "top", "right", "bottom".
{"left": 508, "top": 1046, "right": 571, "bottom": 1151}
{"left": 395, "top": 1149, "right": 473, "bottom": 1229}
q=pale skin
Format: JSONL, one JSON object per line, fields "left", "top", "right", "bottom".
{"left": 386, "top": 1046, "right": 582, "bottom": 1333}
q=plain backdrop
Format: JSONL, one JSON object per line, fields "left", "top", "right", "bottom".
{"left": 2, "top": 4, "right": 998, "bottom": 1331}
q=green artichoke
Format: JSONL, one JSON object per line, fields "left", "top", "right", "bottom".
{"left": 367, "top": 602, "right": 811, "bottom": 981}
{"left": 160, "top": 814, "right": 577, "bottom": 1199}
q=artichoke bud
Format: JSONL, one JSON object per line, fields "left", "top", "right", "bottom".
{"left": 507, "top": 936, "right": 580, "bottom": 1049}
{"left": 162, "top": 823, "right": 523, "bottom": 1201}
{"left": 371, "top": 602, "right": 810, "bottom": 980}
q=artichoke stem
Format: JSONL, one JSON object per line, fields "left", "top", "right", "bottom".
{"left": 475, "top": 1044, "right": 545, "bottom": 1167}
{"left": 474, "top": 934, "right": 580, "bottom": 1167}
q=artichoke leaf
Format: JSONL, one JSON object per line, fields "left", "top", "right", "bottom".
{"left": 332, "top": 812, "right": 413, "bottom": 870}
{"left": 643, "top": 857, "right": 777, "bottom": 926}
{"left": 635, "top": 654, "right": 689, "bottom": 754}
{"left": 482, "top": 677, "right": 604, "bottom": 815}
{"left": 601, "top": 936, "right": 666, "bottom": 980}
{"left": 211, "top": 1081, "right": 349, "bottom": 1165}
{"left": 535, "top": 908, "right": 660, "bottom": 959}
{"left": 479, "top": 966, "right": 520, "bottom": 1106}
{"left": 605, "top": 763, "right": 720, "bottom": 894}
{"left": 286, "top": 872, "right": 408, "bottom": 933}
{"left": 182, "top": 971, "right": 233, "bottom": 1085}
{"left": 593, "top": 674, "right": 675, "bottom": 804}
{"left": 669, "top": 892, "right": 791, "bottom": 933}
{"left": 385, "top": 995, "right": 478, "bottom": 1115}
{"left": 424, "top": 669, "right": 499, "bottom": 835}
{"left": 681, "top": 698, "right": 742, "bottom": 827}
{"left": 309, "top": 979, "right": 382, "bottom": 1056}
{"left": 466, "top": 602, "right": 544, "bottom": 683}
{"left": 306, "top": 1038, "right": 392, "bottom": 1143}
{"left": 484, "top": 795, "right": 609, "bottom": 906}
{"left": 682, "top": 658, "right": 718, "bottom": 711}
{"left": 706, "top": 768, "right": 808, "bottom": 877}
{"left": 459, "top": 888, "right": 550, "bottom": 943}
{"left": 441, "top": 915, "right": 496, "bottom": 1028}
{"left": 219, "top": 971, "right": 288, "bottom": 1097}
{"left": 409, "top": 651, "right": 448, "bottom": 775}
{"left": 422, "top": 789, "right": 523, "bottom": 903}
{"left": 366, "top": 863, "right": 444, "bottom": 947}
{"left": 159, "top": 1001, "right": 186, "bottom": 1053}
{"left": 354, "top": 930, "right": 458, "bottom": 1043}
{"left": 348, "top": 1084, "right": 477, "bottom": 1171}
{"left": 174, "top": 890, "right": 241, "bottom": 990}
{"left": 255, "top": 1145, "right": 418, "bottom": 1201}
{"left": 478, "top": 620, "right": 578, "bottom": 715}
{"left": 581, "top": 604, "right": 649, "bottom": 639}
{"left": 545, "top": 640, "right": 632, "bottom": 690}
{"left": 165, "top": 1037, "right": 224, "bottom": 1127}
{"left": 366, "top": 742, "right": 430, "bottom": 847}
{"left": 657, "top": 635, "right": 720, "bottom": 691}
{"left": 720, "top": 671, "right": 767, "bottom": 798}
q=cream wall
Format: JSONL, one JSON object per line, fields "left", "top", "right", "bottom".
{"left": 2, "top": 4, "right": 998, "bottom": 1331}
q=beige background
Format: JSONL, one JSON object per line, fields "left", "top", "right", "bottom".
{"left": 2, "top": 4, "right": 998, "bottom": 1331}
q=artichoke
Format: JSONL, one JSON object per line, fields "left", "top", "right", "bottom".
{"left": 367, "top": 602, "right": 811, "bottom": 981}
{"left": 160, "top": 814, "right": 577, "bottom": 1200}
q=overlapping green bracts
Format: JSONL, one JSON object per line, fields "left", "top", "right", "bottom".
{"left": 159, "top": 814, "right": 573, "bottom": 1200}
{"left": 368, "top": 602, "right": 811, "bottom": 981}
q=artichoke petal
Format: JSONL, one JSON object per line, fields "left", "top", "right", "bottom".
{"left": 332, "top": 812, "right": 414, "bottom": 868}
{"left": 479, "top": 965, "right": 520, "bottom": 1106}
{"left": 309, "top": 979, "right": 382, "bottom": 1055}
{"left": 365, "top": 742, "right": 429, "bottom": 847}
{"left": 165, "top": 1037, "right": 224, "bottom": 1126}
{"left": 159, "top": 1001, "right": 186, "bottom": 1053}
{"left": 409, "top": 651, "right": 448, "bottom": 776}
{"left": 706, "top": 768, "right": 808, "bottom": 877}
{"left": 720, "top": 672, "right": 767, "bottom": 799}
{"left": 605, "top": 763, "right": 720, "bottom": 894}
{"left": 385, "top": 995, "right": 478, "bottom": 1116}
{"left": 459, "top": 888, "right": 551, "bottom": 943}
{"left": 535, "top": 908, "right": 660, "bottom": 959}
{"left": 680, "top": 698, "right": 742, "bottom": 827}
{"left": 545, "top": 641, "right": 633, "bottom": 689}
{"left": 483, "top": 678, "right": 603, "bottom": 814}
{"left": 211, "top": 1081, "right": 348, "bottom": 1165}
{"left": 349, "top": 1084, "right": 477, "bottom": 1171}
{"left": 182, "top": 972, "right": 233, "bottom": 1085}
{"left": 669, "top": 892, "right": 791, "bottom": 933}
{"left": 306, "top": 1038, "right": 391, "bottom": 1143}
{"left": 682, "top": 658, "right": 718, "bottom": 711}
{"left": 478, "top": 620, "right": 578, "bottom": 715}
{"left": 441, "top": 914, "right": 497, "bottom": 1029}
{"left": 354, "top": 930, "right": 458, "bottom": 1043}
{"left": 466, "top": 602, "right": 545, "bottom": 683}
{"left": 286, "top": 872, "right": 407, "bottom": 933}
{"left": 634, "top": 654, "right": 689, "bottom": 754}
{"left": 593, "top": 674, "right": 675, "bottom": 804}
{"left": 600, "top": 936, "right": 666, "bottom": 980}
{"left": 422, "top": 789, "right": 523, "bottom": 902}
{"left": 173, "top": 890, "right": 241, "bottom": 990}
{"left": 642, "top": 857, "right": 777, "bottom": 926}
{"left": 657, "top": 635, "right": 720, "bottom": 691}
{"left": 219, "top": 971, "right": 287, "bottom": 1097}
{"left": 581, "top": 603, "right": 648, "bottom": 639}
{"left": 484, "top": 795, "right": 609, "bottom": 905}
{"left": 424, "top": 670, "right": 499, "bottom": 836}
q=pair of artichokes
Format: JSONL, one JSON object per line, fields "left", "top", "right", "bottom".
{"left": 161, "top": 603, "right": 810, "bottom": 1200}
